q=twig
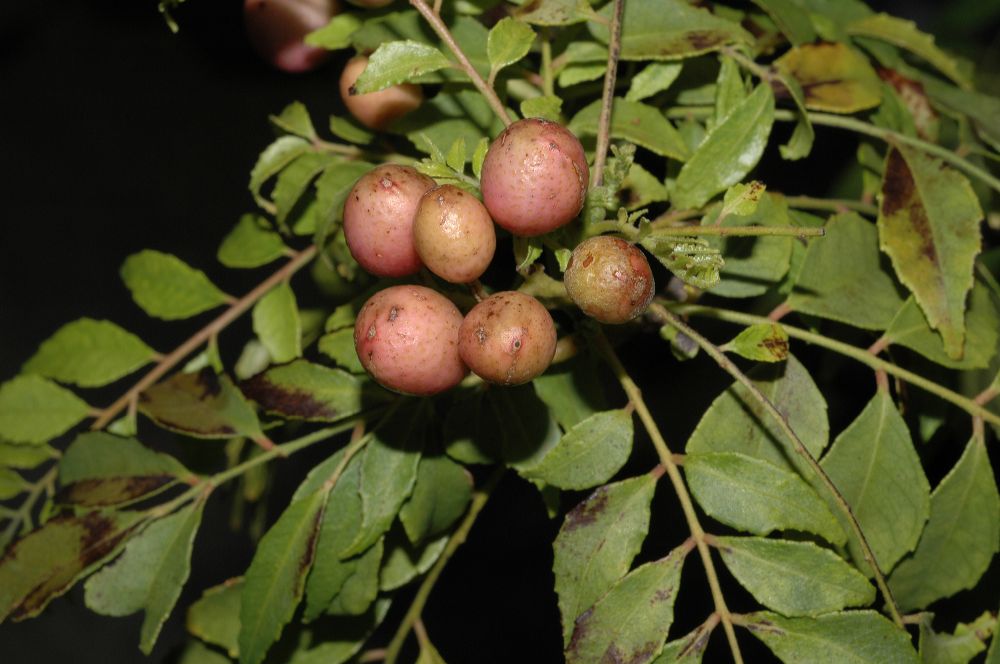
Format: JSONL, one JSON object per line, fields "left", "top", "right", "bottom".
{"left": 594, "top": 332, "right": 745, "bottom": 664}
{"left": 651, "top": 304, "right": 905, "bottom": 628}
{"left": 91, "top": 245, "right": 318, "bottom": 430}
{"left": 408, "top": 0, "right": 512, "bottom": 127}
{"left": 0, "top": 466, "right": 59, "bottom": 551}
{"left": 670, "top": 302, "right": 1000, "bottom": 427}
{"left": 384, "top": 466, "right": 505, "bottom": 664}
{"left": 649, "top": 225, "right": 825, "bottom": 239}
{"left": 590, "top": 0, "right": 625, "bottom": 188}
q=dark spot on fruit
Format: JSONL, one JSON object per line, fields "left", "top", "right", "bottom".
{"left": 388, "top": 307, "right": 399, "bottom": 322}
{"left": 582, "top": 254, "right": 594, "bottom": 268}
{"left": 475, "top": 327, "right": 487, "bottom": 345}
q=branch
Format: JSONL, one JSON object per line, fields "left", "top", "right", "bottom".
{"left": 650, "top": 304, "right": 905, "bottom": 628}
{"left": 670, "top": 302, "right": 1000, "bottom": 427}
{"left": 594, "top": 332, "right": 745, "bottom": 664}
{"left": 91, "top": 244, "right": 318, "bottom": 430}
{"left": 383, "top": 465, "right": 505, "bottom": 664}
{"left": 591, "top": 0, "right": 625, "bottom": 188}
{"left": 408, "top": 0, "right": 512, "bottom": 127}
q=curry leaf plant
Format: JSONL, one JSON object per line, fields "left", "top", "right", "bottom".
{"left": 3, "top": 1, "right": 1000, "bottom": 663}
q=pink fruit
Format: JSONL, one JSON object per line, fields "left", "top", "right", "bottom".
{"left": 243, "top": 0, "right": 339, "bottom": 73}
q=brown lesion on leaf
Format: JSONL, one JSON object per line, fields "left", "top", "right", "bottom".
{"left": 562, "top": 487, "right": 610, "bottom": 532}
{"left": 881, "top": 149, "right": 938, "bottom": 264}
{"left": 761, "top": 335, "right": 789, "bottom": 358}
{"left": 683, "top": 31, "right": 727, "bottom": 52}
{"left": 56, "top": 475, "right": 175, "bottom": 507}
{"left": 297, "top": 507, "right": 325, "bottom": 576}
{"left": 193, "top": 368, "right": 223, "bottom": 398}
{"left": 744, "top": 618, "right": 785, "bottom": 636}
{"left": 241, "top": 374, "right": 339, "bottom": 421}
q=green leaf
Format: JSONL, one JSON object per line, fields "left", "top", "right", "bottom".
{"left": 639, "top": 237, "right": 724, "bottom": 290}
{"left": 0, "top": 441, "right": 56, "bottom": 470}
{"left": 273, "top": 152, "right": 335, "bottom": 227}
{"left": 888, "top": 436, "right": 999, "bottom": 611}
{"left": 318, "top": 329, "right": 365, "bottom": 374}
{"left": 313, "top": 160, "right": 373, "bottom": 249}
{"left": 721, "top": 181, "right": 766, "bottom": 218}
{"left": 716, "top": 536, "right": 875, "bottom": 616}
{"left": 884, "top": 279, "right": 1000, "bottom": 369}
{"left": 252, "top": 282, "right": 301, "bottom": 364}
{"left": 520, "top": 410, "right": 633, "bottom": 490}
{"left": 589, "top": 0, "right": 752, "bottom": 60}
{"left": 352, "top": 41, "right": 452, "bottom": 94}
{"left": 270, "top": 101, "right": 316, "bottom": 141}
{"left": 0, "top": 468, "right": 27, "bottom": 499}
{"left": 626, "top": 63, "right": 683, "bottom": 102}
{"left": 513, "top": 0, "right": 590, "bottom": 26}
{"left": 919, "top": 612, "right": 997, "bottom": 664}
{"left": 569, "top": 98, "right": 689, "bottom": 161}
{"left": 250, "top": 136, "right": 310, "bottom": 211}
{"left": 787, "top": 212, "right": 906, "bottom": 330}
{"left": 139, "top": 369, "right": 264, "bottom": 440}
{"left": 0, "top": 375, "right": 90, "bottom": 445}
{"left": 520, "top": 95, "right": 563, "bottom": 122}
{"left": 324, "top": 539, "right": 383, "bottom": 617}
{"left": 685, "top": 452, "right": 845, "bottom": 546}
{"left": 918, "top": 76, "right": 1000, "bottom": 153}
{"left": 343, "top": 401, "right": 426, "bottom": 557}
{"left": 22, "top": 318, "right": 157, "bottom": 388}
{"left": 472, "top": 137, "right": 489, "bottom": 179}
{"left": 379, "top": 530, "right": 448, "bottom": 592}
{"left": 623, "top": 163, "right": 668, "bottom": 209}
{"left": 328, "top": 115, "right": 374, "bottom": 145}
{"left": 444, "top": 136, "right": 467, "bottom": 174}
{"left": 820, "top": 391, "right": 930, "bottom": 574}
{"left": 565, "top": 544, "right": 687, "bottom": 664}
{"left": 686, "top": 355, "right": 829, "bottom": 476}
{"left": 84, "top": 502, "right": 205, "bottom": 654}
{"left": 239, "top": 491, "right": 327, "bottom": 664}
{"left": 179, "top": 640, "right": 231, "bottom": 664}
{"left": 304, "top": 12, "right": 361, "bottom": 50}
{"left": 877, "top": 145, "right": 983, "bottom": 358}
{"left": 559, "top": 63, "right": 606, "bottom": 87}
{"left": 240, "top": 359, "right": 373, "bottom": 422}
{"left": 217, "top": 214, "right": 288, "bottom": 269}
{"left": 186, "top": 580, "right": 242, "bottom": 657}
{"left": 743, "top": 610, "right": 918, "bottom": 663}
{"left": 774, "top": 42, "right": 882, "bottom": 113}
{"left": 487, "top": 17, "right": 535, "bottom": 74}
{"left": 395, "top": 88, "right": 503, "bottom": 163}
{"left": 288, "top": 599, "right": 392, "bottom": 664}
{"left": 553, "top": 474, "right": 657, "bottom": 645}
{"left": 672, "top": 83, "right": 775, "bottom": 209}
{"left": 847, "top": 13, "right": 970, "bottom": 89}
{"left": 0, "top": 511, "right": 142, "bottom": 622}
{"left": 121, "top": 250, "right": 231, "bottom": 320}
{"left": 532, "top": 358, "right": 607, "bottom": 431}
{"left": 399, "top": 456, "right": 472, "bottom": 545}
{"left": 654, "top": 623, "right": 712, "bottom": 663}
{"left": 750, "top": 0, "right": 816, "bottom": 45}
{"left": 722, "top": 323, "right": 789, "bottom": 362}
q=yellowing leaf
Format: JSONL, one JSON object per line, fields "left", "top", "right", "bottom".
{"left": 775, "top": 42, "right": 882, "bottom": 113}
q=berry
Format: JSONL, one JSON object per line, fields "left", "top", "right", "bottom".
{"left": 564, "top": 235, "right": 655, "bottom": 324}
{"left": 413, "top": 185, "right": 497, "bottom": 284}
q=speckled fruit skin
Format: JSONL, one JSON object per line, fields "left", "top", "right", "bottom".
{"left": 413, "top": 185, "right": 497, "bottom": 284}
{"left": 564, "top": 236, "right": 656, "bottom": 324}
{"left": 340, "top": 56, "right": 424, "bottom": 130}
{"left": 346, "top": 0, "right": 393, "bottom": 6}
{"left": 458, "top": 292, "right": 557, "bottom": 386}
{"left": 479, "top": 118, "right": 589, "bottom": 237}
{"left": 243, "top": 0, "right": 339, "bottom": 73}
{"left": 354, "top": 285, "right": 468, "bottom": 396}
{"left": 343, "top": 164, "right": 436, "bottom": 277}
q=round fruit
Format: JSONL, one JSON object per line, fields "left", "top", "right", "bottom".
{"left": 343, "top": 164, "right": 436, "bottom": 277}
{"left": 458, "top": 292, "right": 557, "bottom": 386}
{"left": 339, "top": 56, "right": 423, "bottom": 130}
{"left": 480, "top": 118, "right": 589, "bottom": 237}
{"left": 345, "top": 0, "right": 394, "bottom": 6}
{"left": 354, "top": 285, "right": 468, "bottom": 395}
{"left": 243, "top": 0, "right": 339, "bottom": 73}
{"left": 564, "top": 235, "right": 655, "bottom": 324}
{"left": 413, "top": 185, "right": 497, "bottom": 284}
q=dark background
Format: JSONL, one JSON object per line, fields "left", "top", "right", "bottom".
{"left": 1, "top": 1, "right": 999, "bottom": 663}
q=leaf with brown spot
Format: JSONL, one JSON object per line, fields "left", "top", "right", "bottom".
{"left": 877, "top": 68, "right": 939, "bottom": 141}
{"left": 553, "top": 475, "right": 657, "bottom": 646}
{"left": 56, "top": 476, "right": 177, "bottom": 508}
{"left": 566, "top": 544, "right": 687, "bottom": 664}
{"left": 241, "top": 359, "right": 377, "bottom": 423}
{"left": 0, "top": 510, "right": 144, "bottom": 622}
{"left": 877, "top": 146, "right": 983, "bottom": 359}
{"left": 775, "top": 42, "right": 882, "bottom": 114}
{"left": 139, "top": 368, "right": 264, "bottom": 440}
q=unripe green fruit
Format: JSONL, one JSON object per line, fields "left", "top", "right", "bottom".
{"left": 458, "top": 291, "right": 557, "bottom": 385}
{"left": 480, "top": 118, "right": 589, "bottom": 237}
{"left": 343, "top": 164, "right": 436, "bottom": 277}
{"left": 564, "top": 236, "right": 655, "bottom": 324}
{"left": 339, "top": 55, "right": 423, "bottom": 130}
{"left": 413, "top": 185, "right": 497, "bottom": 284}
{"left": 354, "top": 285, "right": 468, "bottom": 396}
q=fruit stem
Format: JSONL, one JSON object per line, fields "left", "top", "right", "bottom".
{"left": 591, "top": 0, "right": 625, "bottom": 188}
{"left": 383, "top": 465, "right": 505, "bottom": 664}
{"left": 650, "top": 304, "right": 906, "bottom": 629}
{"left": 409, "top": 0, "right": 513, "bottom": 127}
{"left": 594, "top": 331, "right": 746, "bottom": 664}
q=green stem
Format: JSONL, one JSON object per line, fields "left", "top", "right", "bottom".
{"left": 651, "top": 304, "right": 906, "bottom": 628}
{"left": 591, "top": 0, "right": 625, "bottom": 188}
{"left": 540, "top": 33, "right": 555, "bottom": 97}
{"left": 594, "top": 332, "right": 745, "bottom": 664}
{"left": 384, "top": 466, "right": 505, "bottom": 664}
{"left": 670, "top": 302, "right": 1000, "bottom": 427}
{"left": 649, "top": 225, "right": 826, "bottom": 239}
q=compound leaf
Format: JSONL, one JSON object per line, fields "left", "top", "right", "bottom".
{"left": 0, "top": 375, "right": 90, "bottom": 445}
{"left": 139, "top": 369, "right": 264, "bottom": 440}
